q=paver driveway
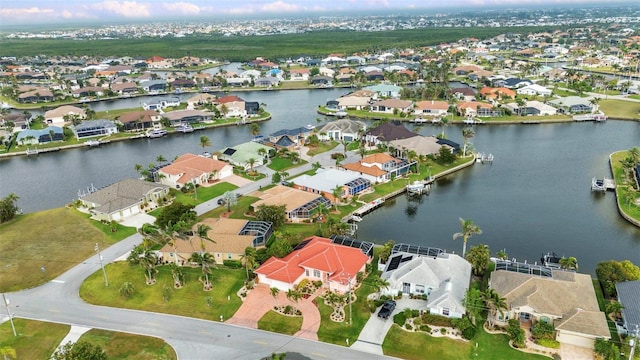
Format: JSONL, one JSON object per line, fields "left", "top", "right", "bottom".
{"left": 227, "top": 284, "right": 322, "bottom": 341}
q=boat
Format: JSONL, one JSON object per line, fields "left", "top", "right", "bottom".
{"left": 146, "top": 129, "right": 168, "bottom": 138}
{"left": 463, "top": 117, "right": 476, "bottom": 125}
{"left": 541, "top": 252, "right": 562, "bottom": 268}
{"left": 349, "top": 215, "right": 363, "bottom": 223}
{"left": 431, "top": 117, "right": 442, "bottom": 124}
{"left": 335, "top": 110, "right": 347, "bottom": 118}
{"left": 406, "top": 181, "right": 429, "bottom": 195}
{"left": 175, "top": 123, "right": 194, "bottom": 133}
{"left": 412, "top": 117, "right": 427, "bottom": 124}
{"left": 85, "top": 139, "right": 101, "bottom": 147}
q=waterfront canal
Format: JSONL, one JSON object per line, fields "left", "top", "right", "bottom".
{"left": 0, "top": 88, "right": 639, "bottom": 273}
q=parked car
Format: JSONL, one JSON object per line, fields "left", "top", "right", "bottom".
{"left": 377, "top": 300, "right": 396, "bottom": 320}
{"left": 217, "top": 198, "right": 225, "bottom": 205}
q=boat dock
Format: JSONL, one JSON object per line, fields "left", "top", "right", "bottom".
{"left": 476, "top": 152, "right": 494, "bottom": 164}
{"left": 591, "top": 177, "right": 615, "bottom": 192}
{"left": 352, "top": 198, "right": 385, "bottom": 217}
{"left": 573, "top": 113, "right": 607, "bottom": 122}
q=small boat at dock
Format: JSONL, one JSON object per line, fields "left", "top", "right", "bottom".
{"left": 175, "top": 123, "right": 194, "bottom": 133}
{"left": 146, "top": 129, "right": 168, "bottom": 138}
{"left": 85, "top": 140, "right": 101, "bottom": 147}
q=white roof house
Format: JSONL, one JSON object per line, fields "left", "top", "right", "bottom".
{"left": 318, "top": 119, "right": 367, "bottom": 142}
{"left": 381, "top": 251, "right": 472, "bottom": 318}
{"left": 516, "top": 84, "right": 552, "bottom": 96}
{"left": 293, "top": 168, "right": 363, "bottom": 195}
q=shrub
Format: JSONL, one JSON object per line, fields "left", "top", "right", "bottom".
{"left": 374, "top": 299, "right": 386, "bottom": 308}
{"left": 419, "top": 324, "right": 432, "bottom": 333}
{"left": 413, "top": 317, "right": 423, "bottom": 325}
{"left": 532, "top": 321, "right": 555, "bottom": 340}
{"left": 405, "top": 323, "right": 413, "bottom": 331}
{"left": 507, "top": 319, "right": 526, "bottom": 348}
{"left": 440, "top": 328, "right": 447, "bottom": 335}
{"left": 421, "top": 313, "right": 454, "bottom": 327}
{"left": 223, "top": 260, "right": 242, "bottom": 269}
{"left": 393, "top": 312, "right": 407, "bottom": 326}
{"left": 313, "top": 280, "right": 322, "bottom": 288}
{"left": 452, "top": 316, "right": 476, "bottom": 340}
{"left": 535, "top": 339, "right": 560, "bottom": 349}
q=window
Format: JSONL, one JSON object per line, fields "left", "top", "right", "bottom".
{"left": 305, "top": 269, "right": 310, "bottom": 276}
{"left": 415, "top": 285, "right": 425, "bottom": 294}
{"left": 540, "top": 316, "right": 550, "bottom": 324}
{"left": 442, "top": 308, "right": 450, "bottom": 316}
{"left": 313, "top": 269, "right": 320, "bottom": 278}
{"left": 227, "top": 253, "right": 232, "bottom": 259}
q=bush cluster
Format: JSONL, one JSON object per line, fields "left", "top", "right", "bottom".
{"left": 223, "top": 260, "right": 242, "bottom": 269}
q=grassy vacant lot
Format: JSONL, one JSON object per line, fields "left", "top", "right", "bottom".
{"left": 599, "top": 99, "right": 640, "bottom": 120}
{"left": 257, "top": 310, "right": 303, "bottom": 336}
{"left": 198, "top": 195, "right": 259, "bottom": 220}
{"left": 0, "top": 319, "right": 69, "bottom": 359}
{"left": 306, "top": 141, "right": 338, "bottom": 157}
{"left": 382, "top": 325, "right": 548, "bottom": 360}
{"left": 268, "top": 157, "right": 308, "bottom": 172}
{"left": 80, "top": 262, "right": 244, "bottom": 321}
{"left": 171, "top": 182, "right": 239, "bottom": 206}
{"left": 0, "top": 207, "right": 134, "bottom": 292}
{"left": 611, "top": 151, "right": 640, "bottom": 222}
{"left": 79, "top": 329, "right": 177, "bottom": 360}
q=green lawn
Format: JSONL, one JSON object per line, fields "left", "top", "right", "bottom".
{"left": 257, "top": 310, "right": 303, "bottom": 336}
{"left": 268, "top": 157, "right": 307, "bottom": 172}
{"left": 171, "top": 182, "right": 239, "bottom": 206}
{"left": 198, "top": 195, "right": 259, "bottom": 220}
{"left": 611, "top": 151, "right": 640, "bottom": 221}
{"left": 78, "top": 329, "right": 177, "bottom": 360}
{"left": 0, "top": 207, "right": 125, "bottom": 292}
{"left": 306, "top": 141, "right": 338, "bottom": 156}
{"left": 599, "top": 100, "right": 640, "bottom": 120}
{"left": 79, "top": 262, "right": 245, "bottom": 321}
{"left": 0, "top": 319, "right": 69, "bottom": 360}
{"left": 82, "top": 212, "right": 138, "bottom": 242}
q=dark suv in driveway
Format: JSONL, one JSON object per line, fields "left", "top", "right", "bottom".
{"left": 377, "top": 300, "right": 396, "bottom": 320}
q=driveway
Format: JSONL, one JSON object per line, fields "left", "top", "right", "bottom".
{"left": 224, "top": 174, "right": 253, "bottom": 187}
{"left": 558, "top": 343, "right": 595, "bottom": 360}
{"left": 120, "top": 212, "right": 155, "bottom": 228}
{"left": 227, "top": 284, "right": 321, "bottom": 341}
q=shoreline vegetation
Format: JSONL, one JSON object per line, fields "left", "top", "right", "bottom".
{"left": 610, "top": 150, "right": 640, "bottom": 226}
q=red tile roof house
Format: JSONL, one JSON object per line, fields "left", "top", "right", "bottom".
{"left": 158, "top": 153, "right": 233, "bottom": 189}
{"left": 255, "top": 236, "right": 370, "bottom": 293}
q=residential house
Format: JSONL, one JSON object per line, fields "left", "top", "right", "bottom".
{"left": 449, "top": 87, "right": 476, "bottom": 102}
{"left": 140, "top": 80, "right": 167, "bottom": 92}
{"left": 548, "top": 96, "right": 593, "bottom": 114}
{"left": 342, "top": 153, "right": 412, "bottom": 183}
{"left": 251, "top": 185, "right": 332, "bottom": 222}
{"left": 267, "top": 126, "right": 316, "bottom": 150}
{"left": 72, "top": 86, "right": 104, "bottom": 98}
{"left": 504, "top": 100, "right": 557, "bottom": 116}
{"left": 217, "top": 95, "right": 246, "bottom": 118}
{"left": 381, "top": 250, "right": 472, "bottom": 319}
{"left": 1, "top": 113, "right": 31, "bottom": 131}
{"left": 370, "top": 99, "right": 413, "bottom": 114}
{"left": 364, "top": 84, "right": 402, "bottom": 98}
{"left": 317, "top": 119, "right": 366, "bottom": 142}
{"left": 387, "top": 135, "right": 445, "bottom": 157}
{"left": 17, "top": 88, "right": 54, "bottom": 103}
{"left": 171, "top": 79, "right": 196, "bottom": 89}
{"left": 414, "top": 100, "right": 449, "bottom": 117}
{"left": 158, "top": 153, "right": 233, "bottom": 189}
{"left": 289, "top": 68, "right": 310, "bottom": 81}
{"left": 365, "top": 71, "right": 385, "bottom": 81}
{"left": 254, "top": 76, "right": 280, "bottom": 87}
{"left": 44, "top": 105, "right": 86, "bottom": 125}
{"left": 490, "top": 267, "right": 610, "bottom": 349}
{"left": 310, "top": 75, "right": 333, "bottom": 86}
{"left": 516, "top": 84, "right": 552, "bottom": 96}
{"left": 15, "top": 126, "right": 63, "bottom": 145}
{"left": 479, "top": 87, "right": 516, "bottom": 100}
{"left": 255, "top": 236, "right": 370, "bottom": 293}
{"left": 336, "top": 95, "right": 371, "bottom": 110}
{"left": 117, "top": 110, "right": 162, "bottom": 131}
{"left": 615, "top": 280, "right": 640, "bottom": 335}
{"left": 142, "top": 97, "right": 180, "bottom": 111}
{"left": 110, "top": 82, "right": 138, "bottom": 95}
{"left": 364, "top": 122, "right": 418, "bottom": 147}
{"left": 187, "top": 93, "right": 217, "bottom": 109}
{"left": 292, "top": 168, "right": 371, "bottom": 203}
{"left": 495, "top": 77, "right": 533, "bottom": 89}
{"left": 218, "top": 141, "right": 272, "bottom": 170}
{"left": 70, "top": 119, "right": 118, "bottom": 140}
{"left": 164, "top": 110, "right": 213, "bottom": 126}
{"left": 79, "top": 178, "right": 170, "bottom": 222}
{"left": 158, "top": 218, "right": 273, "bottom": 264}
{"left": 456, "top": 101, "right": 495, "bottom": 117}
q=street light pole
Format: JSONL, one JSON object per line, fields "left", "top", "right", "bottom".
{"left": 348, "top": 274, "right": 352, "bottom": 326}
{"left": 95, "top": 243, "right": 108, "bottom": 287}
{"left": 629, "top": 325, "right": 639, "bottom": 360}
{"left": 2, "top": 293, "right": 17, "bottom": 336}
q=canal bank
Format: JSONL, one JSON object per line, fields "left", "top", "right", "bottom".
{"left": 610, "top": 151, "right": 640, "bottom": 228}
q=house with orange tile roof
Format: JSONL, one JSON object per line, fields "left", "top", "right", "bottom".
{"left": 414, "top": 100, "right": 449, "bottom": 116}
{"left": 342, "top": 152, "right": 411, "bottom": 183}
{"left": 255, "top": 236, "right": 370, "bottom": 293}
{"left": 456, "top": 101, "right": 495, "bottom": 117}
{"left": 158, "top": 217, "right": 273, "bottom": 264}
{"left": 479, "top": 87, "right": 516, "bottom": 100}
{"left": 158, "top": 153, "right": 233, "bottom": 189}
{"left": 250, "top": 185, "right": 331, "bottom": 222}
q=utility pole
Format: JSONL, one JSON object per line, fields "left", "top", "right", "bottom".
{"left": 629, "top": 325, "right": 639, "bottom": 360}
{"left": 348, "top": 274, "right": 352, "bottom": 326}
{"left": 95, "top": 243, "right": 108, "bottom": 287}
{"left": 2, "top": 294, "right": 17, "bottom": 336}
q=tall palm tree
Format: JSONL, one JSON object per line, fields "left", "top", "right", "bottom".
{"left": 331, "top": 185, "right": 343, "bottom": 210}
{"left": 461, "top": 127, "right": 475, "bottom": 157}
{"left": 371, "top": 274, "right": 390, "bottom": 294}
{"left": 170, "top": 263, "right": 185, "bottom": 288}
{"left": 156, "top": 154, "right": 167, "bottom": 166}
{"left": 247, "top": 157, "right": 257, "bottom": 174}
{"left": 249, "top": 123, "right": 260, "bottom": 139}
{"left": 270, "top": 287, "right": 280, "bottom": 305}
{"left": 483, "top": 288, "right": 508, "bottom": 329}
{"left": 134, "top": 163, "right": 143, "bottom": 175}
{"left": 559, "top": 256, "right": 578, "bottom": 271}
{"left": 241, "top": 246, "right": 257, "bottom": 280}
{"left": 190, "top": 251, "right": 215, "bottom": 290}
{"left": 139, "top": 250, "right": 158, "bottom": 285}
{"left": 199, "top": 135, "right": 211, "bottom": 149}
{"left": 452, "top": 217, "right": 482, "bottom": 257}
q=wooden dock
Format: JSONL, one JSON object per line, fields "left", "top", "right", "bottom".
{"left": 591, "top": 177, "right": 615, "bottom": 192}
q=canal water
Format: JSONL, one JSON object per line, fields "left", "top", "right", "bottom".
{"left": 0, "top": 88, "right": 639, "bottom": 273}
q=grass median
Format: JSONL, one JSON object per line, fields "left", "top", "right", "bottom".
{"left": 79, "top": 262, "right": 245, "bottom": 321}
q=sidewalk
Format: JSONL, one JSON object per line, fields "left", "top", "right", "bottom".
{"left": 52, "top": 326, "right": 92, "bottom": 354}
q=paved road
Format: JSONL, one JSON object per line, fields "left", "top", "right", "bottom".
{"left": 3, "top": 147, "right": 391, "bottom": 359}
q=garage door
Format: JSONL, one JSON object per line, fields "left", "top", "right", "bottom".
{"left": 556, "top": 331, "right": 594, "bottom": 348}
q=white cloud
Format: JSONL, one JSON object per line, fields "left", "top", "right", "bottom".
{"left": 162, "top": 2, "right": 201, "bottom": 15}
{"left": 90, "top": 1, "right": 151, "bottom": 18}
{"left": 0, "top": 7, "right": 54, "bottom": 17}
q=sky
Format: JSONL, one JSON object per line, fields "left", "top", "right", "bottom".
{"left": 0, "top": 0, "right": 630, "bottom": 26}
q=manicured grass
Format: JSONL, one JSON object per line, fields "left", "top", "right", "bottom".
{"left": 257, "top": 310, "right": 303, "bottom": 336}
{"left": 611, "top": 151, "right": 640, "bottom": 222}
{"left": 0, "top": 207, "right": 116, "bottom": 292}
{"left": 599, "top": 99, "right": 640, "bottom": 120}
{"left": 306, "top": 141, "right": 338, "bottom": 156}
{"left": 0, "top": 319, "right": 69, "bottom": 360}
{"left": 317, "top": 271, "right": 377, "bottom": 345}
{"left": 78, "top": 329, "right": 177, "bottom": 360}
{"left": 472, "top": 327, "right": 549, "bottom": 360}
{"left": 197, "top": 196, "right": 259, "bottom": 220}
{"left": 593, "top": 279, "right": 621, "bottom": 342}
{"left": 268, "top": 157, "right": 308, "bottom": 172}
{"left": 171, "top": 182, "right": 239, "bottom": 206}
{"left": 80, "top": 262, "right": 245, "bottom": 321}
{"left": 82, "top": 212, "right": 138, "bottom": 242}
{"left": 382, "top": 325, "right": 472, "bottom": 359}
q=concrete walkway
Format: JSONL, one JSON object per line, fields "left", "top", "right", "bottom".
{"left": 52, "top": 326, "right": 92, "bottom": 353}
{"left": 227, "top": 284, "right": 321, "bottom": 341}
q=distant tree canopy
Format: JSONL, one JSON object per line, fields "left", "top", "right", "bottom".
{"left": 155, "top": 201, "right": 196, "bottom": 230}
{"left": 596, "top": 259, "right": 640, "bottom": 298}
{"left": 255, "top": 204, "right": 286, "bottom": 228}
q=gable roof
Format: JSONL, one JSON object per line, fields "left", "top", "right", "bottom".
{"left": 159, "top": 153, "right": 230, "bottom": 184}
{"left": 388, "top": 136, "right": 442, "bottom": 155}
{"left": 616, "top": 280, "right": 640, "bottom": 331}
{"left": 293, "top": 168, "right": 364, "bottom": 193}
{"left": 365, "top": 122, "right": 418, "bottom": 141}
{"left": 81, "top": 179, "right": 168, "bottom": 214}
{"left": 118, "top": 110, "right": 161, "bottom": 124}
{"left": 255, "top": 236, "right": 369, "bottom": 285}
{"left": 252, "top": 185, "right": 324, "bottom": 214}
{"left": 319, "top": 119, "right": 366, "bottom": 134}
{"left": 44, "top": 105, "right": 86, "bottom": 119}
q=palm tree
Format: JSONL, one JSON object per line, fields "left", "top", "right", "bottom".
{"left": 241, "top": 246, "right": 257, "bottom": 280}
{"left": 249, "top": 123, "right": 260, "bottom": 139}
{"left": 483, "top": 288, "right": 508, "bottom": 329}
{"left": 371, "top": 274, "right": 390, "bottom": 294}
{"left": 0, "top": 345, "right": 17, "bottom": 360}
{"left": 290, "top": 151, "right": 300, "bottom": 164}
{"left": 139, "top": 250, "right": 158, "bottom": 285}
{"left": 247, "top": 157, "right": 257, "bottom": 175}
{"left": 195, "top": 223, "right": 213, "bottom": 255}
{"left": 170, "top": 263, "right": 185, "bottom": 288}
{"left": 331, "top": 185, "right": 343, "bottom": 210}
{"left": 270, "top": 287, "right": 280, "bottom": 305}
{"left": 604, "top": 301, "right": 624, "bottom": 320}
{"left": 156, "top": 154, "right": 167, "bottom": 166}
{"left": 48, "top": 129, "right": 55, "bottom": 142}
{"left": 199, "top": 135, "right": 211, "bottom": 149}
{"left": 358, "top": 146, "right": 367, "bottom": 159}
{"left": 496, "top": 249, "right": 508, "bottom": 260}
{"left": 134, "top": 163, "right": 143, "bottom": 175}
{"left": 461, "top": 127, "right": 475, "bottom": 157}
{"left": 629, "top": 146, "right": 640, "bottom": 164}
{"left": 286, "top": 289, "right": 302, "bottom": 303}
{"left": 559, "top": 256, "right": 578, "bottom": 271}
{"left": 452, "top": 217, "right": 482, "bottom": 257}
{"left": 190, "top": 251, "right": 215, "bottom": 290}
